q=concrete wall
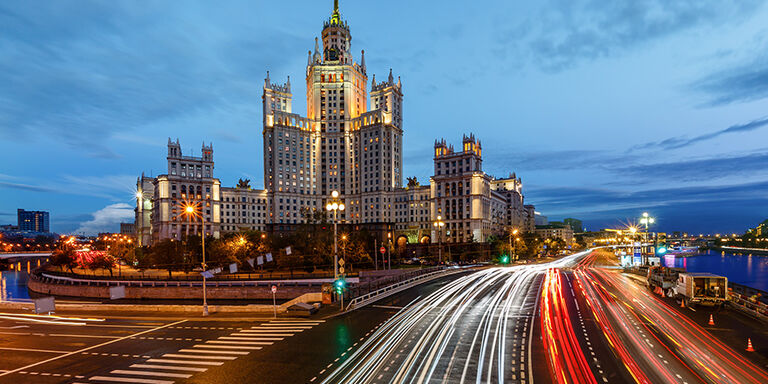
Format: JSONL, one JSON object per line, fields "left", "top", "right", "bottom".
{"left": 28, "top": 278, "right": 319, "bottom": 300}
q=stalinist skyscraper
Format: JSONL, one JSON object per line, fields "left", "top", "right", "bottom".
{"left": 263, "top": 0, "right": 403, "bottom": 226}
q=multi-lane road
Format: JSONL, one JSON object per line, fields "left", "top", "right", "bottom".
{"left": 1, "top": 250, "right": 767, "bottom": 384}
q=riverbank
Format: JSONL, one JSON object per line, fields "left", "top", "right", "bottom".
{"left": 661, "top": 250, "right": 768, "bottom": 292}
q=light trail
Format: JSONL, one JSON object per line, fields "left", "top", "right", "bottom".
{"left": 540, "top": 268, "right": 596, "bottom": 384}
{"left": 575, "top": 257, "right": 768, "bottom": 384}
{"left": 321, "top": 251, "right": 591, "bottom": 384}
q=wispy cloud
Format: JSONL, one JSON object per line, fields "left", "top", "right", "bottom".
{"left": 74, "top": 203, "right": 134, "bottom": 235}
{"left": 634, "top": 116, "right": 768, "bottom": 150}
{"left": 494, "top": 0, "right": 766, "bottom": 71}
{"left": 0, "top": 181, "right": 57, "bottom": 193}
{"left": 693, "top": 55, "right": 768, "bottom": 106}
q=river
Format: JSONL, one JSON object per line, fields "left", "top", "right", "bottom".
{"left": 0, "top": 270, "right": 31, "bottom": 302}
{"left": 660, "top": 250, "right": 768, "bottom": 292}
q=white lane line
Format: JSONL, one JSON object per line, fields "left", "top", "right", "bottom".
{"left": 162, "top": 354, "right": 237, "bottom": 360}
{"left": 269, "top": 320, "right": 324, "bottom": 323}
{"left": 206, "top": 340, "right": 273, "bottom": 345}
{"left": 235, "top": 332, "right": 293, "bottom": 337}
{"left": 193, "top": 344, "right": 262, "bottom": 350}
{"left": 0, "top": 320, "right": 187, "bottom": 378}
{"left": 145, "top": 359, "right": 224, "bottom": 366}
{"left": 261, "top": 323, "right": 319, "bottom": 326}
{"left": 89, "top": 376, "right": 173, "bottom": 384}
{"left": 0, "top": 346, "right": 69, "bottom": 354}
{"left": 49, "top": 334, "right": 119, "bottom": 339}
{"left": 179, "top": 349, "right": 248, "bottom": 355}
{"left": 219, "top": 336, "right": 283, "bottom": 341}
{"left": 110, "top": 370, "right": 192, "bottom": 379}
{"left": 129, "top": 364, "right": 206, "bottom": 372}
{"left": 250, "top": 327, "right": 309, "bottom": 331}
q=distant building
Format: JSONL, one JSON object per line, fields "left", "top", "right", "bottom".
{"left": 17, "top": 209, "right": 49, "bottom": 233}
{"left": 563, "top": 218, "right": 583, "bottom": 233}
{"left": 535, "top": 224, "right": 574, "bottom": 243}
{"left": 534, "top": 212, "right": 548, "bottom": 226}
{"left": 120, "top": 222, "right": 135, "bottom": 236}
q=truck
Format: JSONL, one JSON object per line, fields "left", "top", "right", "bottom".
{"left": 675, "top": 272, "right": 728, "bottom": 307}
{"left": 646, "top": 266, "right": 686, "bottom": 297}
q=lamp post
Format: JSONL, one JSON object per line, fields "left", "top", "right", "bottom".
{"left": 433, "top": 215, "right": 445, "bottom": 264}
{"left": 184, "top": 203, "right": 208, "bottom": 317}
{"left": 509, "top": 228, "right": 519, "bottom": 261}
{"left": 325, "top": 190, "right": 345, "bottom": 280}
{"left": 639, "top": 212, "right": 656, "bottom": 264}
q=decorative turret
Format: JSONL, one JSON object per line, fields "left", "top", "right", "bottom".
{"left": 434, "top": 139, "right": 453, "bottom": 157}
{"left": 322, "top": 0, "right": 352, "bottom": 64}
{"left": 167, "top": 137, "right": 181, "bottom": 157}
{"left": 264, "top": 71, "right": 291, "bottom": 94}
{"left": 360, "top": 49, "right": 366, "bottom": 73}
{"left": 462, "top": 133, "right": 482, "bottom": 155}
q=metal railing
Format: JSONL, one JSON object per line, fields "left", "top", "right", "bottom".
{"left": 32, "top": 271, "right": 333, "bottom": 289}
{"left": 345, "top": 267, "right": 470, "bottom": 311}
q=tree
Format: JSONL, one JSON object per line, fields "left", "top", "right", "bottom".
{"left": 49, "top": 248, "right": 77, "bottom": 273}
{"left": 88, "top": 253, "right": 116, "bottom": 277}
{"left": 150, "top": 239, "right": 185, "bottom": 277}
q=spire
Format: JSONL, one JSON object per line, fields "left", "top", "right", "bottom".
{"left": 265, "top": 70, "right": 270, "bottom": 87}
{"left": 360, "top": 49, "right": 366, "bottom": 73}
{"left": 331, "top": 0, "right": 341, "bottom": 25}
{"left": 371, "top": 74, "right": 376, "bottom": 88}
{"left": 286, "top": 75, "right": 291, "bottom": 92}
{"left": 313, "top": 37, "right": 321, "bottom": 63}
{"left": 388, "top": 68, "right": 394, "bottom": 84}
{"left": 397, "top": 76, "right": 401, "bottom": 88}
{"left": 307, "top": 50, "right": 312, "bottom": 66}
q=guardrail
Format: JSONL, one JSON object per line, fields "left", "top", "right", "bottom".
{"left": 344, "top": 267, "right": 469, "bottom": 311}
{"left": 38, "top": 268, "right": 358, "bottom": 282}
{"left": 33, "top": 271, "right": 347, "bottom": 289}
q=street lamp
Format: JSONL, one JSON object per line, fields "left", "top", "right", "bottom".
{"left": 326, "top": 190, "right": 345, "bottom": 280}
{"left": 433, "top": 215, "right": 445, "bottom": 264}
{"left": 639, "top": 212, "right": 656, "bottom": 263}
{"left": 183, "top": 202, "right": 208, "bottom": 317}
{"left": 509, "top": 228, "right": 519, "bottom": 261}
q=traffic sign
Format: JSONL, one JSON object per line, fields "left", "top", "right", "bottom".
{"left": 380, "top": 246, "right": 386, "bottom": 254}
{"left": 271, "top": 285, "right": 277, "bottom": 294}
{"left": 339, "top": 266, "right": 345, "bottom": 274}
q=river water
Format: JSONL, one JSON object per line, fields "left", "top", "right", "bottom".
{"left": 0, "top": 270, "right": 30, "bottom": 302}
{"left": 660, "top": 250, "right": 768, "bottom": 292}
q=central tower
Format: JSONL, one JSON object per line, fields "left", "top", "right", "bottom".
{"left": 263, "top": 0, "right": 404, "bottom": 226}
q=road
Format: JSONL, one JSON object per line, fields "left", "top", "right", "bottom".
{"left": 319, "top": 252, "right": 590, "bottom": 383}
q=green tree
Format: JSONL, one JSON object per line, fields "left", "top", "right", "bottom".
{"left": 150, "top": 239, "right": 185, "bottom": 277}
{"left": 49, "top": 248, "right": 77, "bottom": 273}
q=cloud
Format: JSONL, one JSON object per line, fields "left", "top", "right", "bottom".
{"left": 495, "top": 0, "right": 765, "bottom": 71}
{"left": 634, "top": 116, "right": 768, "bottom": 150}
{"left": 0, "top": 181, "right": 57, "bottom": 193}
{"left": 615, "top": 151, "right": 768, "bottom": 181}
{"left": 0, "top": 2, "right": 301, "bottom": 157}
{"left": 693, "top": 57, "right": 768, "bottom": 105}
{"left": 74, "top": 203, "right": 134, "bottom": 235}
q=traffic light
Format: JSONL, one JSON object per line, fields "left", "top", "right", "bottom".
{"left": 500, "top": 255, "right": 510, "bottom": 264}
{"left": 334, "top": 278, "right": 346, "bottom": 294}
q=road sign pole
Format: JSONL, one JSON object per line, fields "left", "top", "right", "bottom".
{"left": 271, "top": 285, "right": 277, "bottom": 318}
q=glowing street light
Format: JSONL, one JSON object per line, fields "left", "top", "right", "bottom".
{"left": 182, "top": 202, "right": 208, "bottom": 317}
{"left": 326, "top": 190, "right": 345, "bottom": 280}
{"left": 433, "top": 215, "right": 446, "bottom": 264}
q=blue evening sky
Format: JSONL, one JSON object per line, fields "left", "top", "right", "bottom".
{"left": 2, "top": 0, "right": 768, "bottom": 235}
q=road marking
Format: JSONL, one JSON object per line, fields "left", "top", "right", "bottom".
{"left": 89, "top": 376, "right": 173, "bottom": 384}
{"left": 370, "top": 305, "right": 403, "bottom": 309}
{"left": 0, "top": 346, "right": 69, "bottom": 354}
{"left": 193, "top": 344, "right": 262, "bottom": 350}
{"left": 49, "top": 334, "right": 119, "bottom": 339}
{"left": 145, "top": 359, "right": 224, "bottom": 366}
{"left": 110, "top": 370, "right": 192, "bottom": 379}
{"left": 206, "top": 340, "right": 273, "bottom": 345}
{"left": 129, "top": 364, "right": 206, "bottom": 372}
{"left": 269, "top": 320, "right": 324, "bottom": 323}
{"left": 219, "top": 336, "right": 283, "bottom": 341}
{"left": 236, "top": 332, "right": 293, "bottom": 336}
{"left": 179, "top": 349, "right": 248, "bottom": 355}
{"left": 163, "top": 354, "right": 237, "bottom": 360}
{"left": 0, "top": 320, "right": 187, "bottom": 378}
{"left": 250, "top": 327, "right": 309, "bottom": 331}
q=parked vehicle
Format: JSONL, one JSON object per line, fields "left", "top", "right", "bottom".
{"left": 675, "top": 272, "right": 728, "bottom": 307}
{"left": 646, "top": 266, "right": 686, "bottom": 297}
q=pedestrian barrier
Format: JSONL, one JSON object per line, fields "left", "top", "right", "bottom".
{"left": 344, "top": 267, "right": 468, "bottom": 312}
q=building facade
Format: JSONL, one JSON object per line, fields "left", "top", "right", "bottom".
{"left": 135, "top": 2, "right": 535, "bottom": 246}
{"left": 17, "top": 209, "right": 49, "bottom": 233}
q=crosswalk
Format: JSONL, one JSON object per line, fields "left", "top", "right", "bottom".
{"left": 78, "top": 319, "right": 324, "bottom": 384}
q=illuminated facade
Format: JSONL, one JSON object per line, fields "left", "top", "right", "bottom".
{"left": 262, "top": 0, "right": 402, "bottom": 226}
{"left": 136, "top": 2, "right": 534, "bottom": 246}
